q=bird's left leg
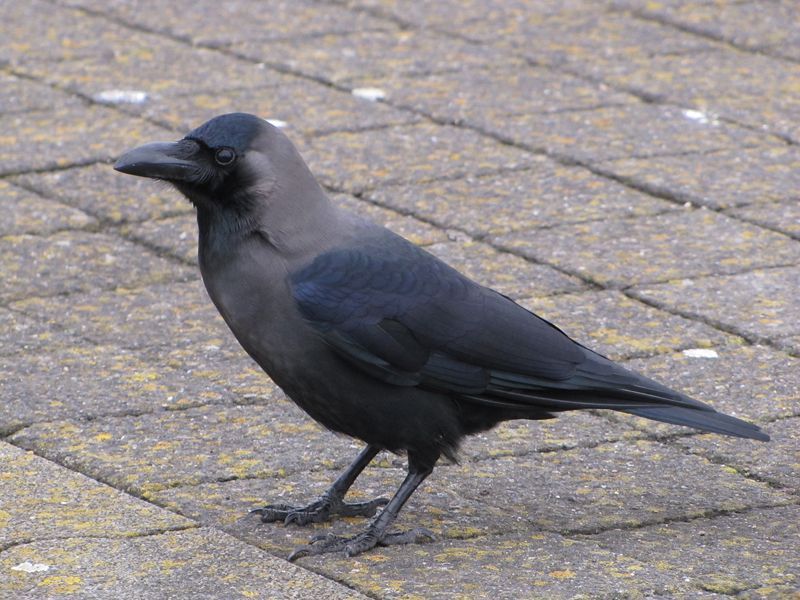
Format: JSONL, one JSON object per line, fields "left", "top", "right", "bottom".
{"left": 287, "top": 454, "right": 435, "bottom": 560}
{"left": 252, "top": 444, "right": 388, "bottom": 525}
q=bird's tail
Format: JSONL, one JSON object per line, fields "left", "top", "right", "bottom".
{"left": 622, "top": 406, "right": 769, "bottom": 441}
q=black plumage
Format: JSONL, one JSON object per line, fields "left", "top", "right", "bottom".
{"left": 115, "top": 113, "right": 768, "bottom": 560}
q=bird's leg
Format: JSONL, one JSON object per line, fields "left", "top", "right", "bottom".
{"left": 252, "top": 444, "right": 389, "bottom": 526}
{"left": 288, "top": 458, "right": 434, "bottom": 560}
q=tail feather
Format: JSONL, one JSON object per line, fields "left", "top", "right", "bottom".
{"left": 623, "top": 406, "right": 769, "bottom": 441}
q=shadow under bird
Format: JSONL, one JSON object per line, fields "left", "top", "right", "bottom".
{"left": 115, "top": 113, "right": 769, "bottom": 560}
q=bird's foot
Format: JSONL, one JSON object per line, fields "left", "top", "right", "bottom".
{"left": 288, "top": 526, "right": 435, "bottom": 561}
{"left": 251, "top": 493, "right": 389, "bottom": 526}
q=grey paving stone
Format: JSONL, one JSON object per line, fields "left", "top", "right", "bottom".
{"left": 585, "top": 505, "right": 800, "bottom": 596}
{"left": 632, "top": 266, "right": 800, "bottom": 343}
{"left": 365, "top": 161, "right": 677, "bottom": 236}
{"left": 331, "top": 193, "right": 448, "bottom": 246}
{"left": 425, "top": 239, "right": 585, "bottom": 299}
{"left": 0, "top": 74, "right": 81, "bottom": 114}
{"left": 633, "top": 0, "right": 800, "bottom": 53}
{"left": 302, "top": 530, "right": 699, "bottom": 598}
{"left": 0, "top": 342, "right": 236, "bottom": 432}
{"left": 132, "top": 77, "right": 420, "bottom": 138}
{"left": 450, "top": 440, "right": 790, "bottom": 534}
{"left": 235, "top": 29, "right": 518, "bottom": 85}
{"left": 300, "top": 123, "right": 535, "bottom": 193}
{"left": 354, "top": 66, "right": 636, "bottom": 124}
{"left": 0, "top": 441, "right": 192, "bottom": 548}
{"left": 596, "top": 145, "right": 800, "bottom": 210}
{"left": 0, "top": 308, "right": 82, "bottom": 359}
{"left": 10, "top": 403, "right": 356, "bottom": 497}
{"left": 497, "top": 209, "right": 800, "bottom": 287}
{"left": 679, "top": 416, "right": 800, "bottom": 494}
{"left": 483, "top": 103, "right": 769, "bottom": 163}
{"left": 622, "top": 346, "right": 800, "bottom": 438}
{"left": 0, "top": 528, "right": 366, "bottom": 599}
{"left": 17, "top": 35, "right": 276, "bottom": 101}
{"left": 581, "top": 48, "right": 800, "bottom": 145}
{"left": 62, "top": 0, "right": 394, "bottom": 46}
{"left": 775, "top": 335, "right": 800, "bottom": 357}
{"left": 12, "top": 163, "right": 190, "bottom": 225}
{"left": 728, "top": 199, "right": 800, "bottom": 240}
{"left": 117, "top": 213, "right": 199, "bottom": 264}
{"left": 0, "top": 231, "right": 193, "bottom": 302}
{"left": 0, "top": 180, "right": 95, "bottom": 236}
{"left": 519, "top": 290, "right": 735, "bottom": 360}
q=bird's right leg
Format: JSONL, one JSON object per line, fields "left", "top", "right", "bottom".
{"left": 252, "top": 444, "right": 389, "bottom": 525}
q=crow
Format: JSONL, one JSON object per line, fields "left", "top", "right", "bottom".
{"left": 115, "top": 113, "right": 768, "bottom": 560}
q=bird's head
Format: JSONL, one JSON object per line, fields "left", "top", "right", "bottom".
{"left": 114, "top": 113, "right": 305, "bottom": 213}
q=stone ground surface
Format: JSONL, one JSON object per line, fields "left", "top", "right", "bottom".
{"left": 1, "top": 0, "right": 799, "bottom": 598}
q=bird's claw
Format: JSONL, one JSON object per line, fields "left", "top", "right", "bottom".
{"left": 288, "top": 526, "right": 435, "bottom": 561}
{"left": 252, "top": 495, "right": 390, "bottom": 526}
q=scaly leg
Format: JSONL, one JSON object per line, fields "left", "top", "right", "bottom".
{"left": 252, "top": 444, "right": 388, "bottom": 525}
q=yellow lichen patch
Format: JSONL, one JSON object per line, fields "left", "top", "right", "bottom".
{"left": 38, "top": 575, "right": 83, "bottom": 594}
{"left": 549, "top": 569, "right": 576, "bottom": 579}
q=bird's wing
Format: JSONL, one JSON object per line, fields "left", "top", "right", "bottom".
{"left": 291, "top": 238, "right": 690, "bottom": 407}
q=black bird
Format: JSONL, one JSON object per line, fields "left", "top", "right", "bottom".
{"left": 115, "top": 113, "right": 768, "bottom": 560}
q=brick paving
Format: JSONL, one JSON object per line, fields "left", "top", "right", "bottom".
{"left": 1, "top": 0, "right": 798, "bottom": 598}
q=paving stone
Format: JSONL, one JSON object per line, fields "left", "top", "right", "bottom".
{"left": 365, "top": 161, "right": 677, "bottom": 236}
{"left": 344, "top": 0, "right": 607, "bottom": 29}
{"left": 300, "top": 123, "right": 535, "bottom": 193}
{"left": 519, "top": 290, "right": 735, "bottom": 360}
{"left": 133, "top": 77, "right": 420, "bottom": 138}
{"left": 0, "top": 231, "right": 193, "bottom": 302}
{"left": 352, "top": 66, "right": 636, "bottom": 124}
{"left": 235, "top": 30, "right": 517, "bottom": 85}
{"left": 632, "top": 266, "right": 800, "bottom": 343}
{"left": 0, "top": 74, "right": 81, "bottom": 114}
{"left": 10, "top": 403, "right": 356, "bottom": 496}
{"left": 0, "top": 180, "right": 95, "bottom": 236}
{"left": 63, "top": 0, "right": 394, "bottom": 46}
{"left": 0, "top": 528, "right": 366, "bottom": 600}
{"left": 621, "top": 346, "right": 800, "bottom": 437}
{"left": 331, "top": 193, "right": 448, "bottom": 246}
{"left": 0, "top": 442, "right": 192, "bottom": 548}
{"left": 117, "top": 213, "right": 199, "bottom": 264}
{"left": 12, "top": 163, "right": 190, "bottom": 225}
{"left": 18, "top": 34, "right": 275, "bottom": 101}
{"left": 303, "top": 530, "right": 694, "bottom": 598}
{"left": 586, "top": 505, "right": 800, "bottom": 596}
{"left": 497, "top": 209, "right": 800, "bottom": 287}
{"left": 0, "top": 308, "right": 82, "bottom": 359}
{"left": 0, "top": 106, "right": 169, "bottom": 175}
{"left": 728, "top": 199, "right": 800, "bottom": 240}
{"left": 0, "top": 0, "right": 155, "bottom": 64}
{"left": 480, "top": 103, "right": 770, "bottom": 163}
{"left": 738, "top": 584, "right": 800, "bottom": 599}
{"left": 0, "top": 342, "right": 236, "bottom": 433}
{"left": 425, "top": 239, "right": 585, "bottom": 299}
{"left": 581, "top": 49, "right": 800, "bottom": 145}
{"left": 775, "top": 335, "right": 800, "bottom": 357}
{"left": 596, "top": 145, "right": 800, "bottom": 210}
{"left": 633, "top": 1, "right": 800, "bottom": 53}
{"left": 449, "top": 440, "right": 790, "bottom": 534}
{"left": 679, "top": 416, "right": 800, "bottom": 494}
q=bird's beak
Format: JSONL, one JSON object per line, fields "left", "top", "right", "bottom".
{"left": 114, "top": 141, "right": 198, "bottom": 181}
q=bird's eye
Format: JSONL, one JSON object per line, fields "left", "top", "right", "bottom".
{"left": 214, "top": 147, "right": 236, "bottom": 166}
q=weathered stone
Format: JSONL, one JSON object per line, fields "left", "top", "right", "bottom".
{"left": 519, "top": 290, "right": 735, "bottom": 360}
{"left": 0, "top": 180, "right": 95, "bottom": 236}
{"left": 0, "top": 74, "right": 81, "bottom": 113}
{"left": 0, "top": 231, "right": 193, "bottom": 302}
{"left": 728, "top": 199, "right": 800, "bottom": 240}
{"left": 301, "top": 123, "right": 535, "bottom": 193}
{"left": 0, "top": 442, "right": 191, "bottom": 547}
{"left": 365, "top": 161, "right": 677, "bottom": 236}
{"left": 497, "top": 209, "right": 800, "bottom": 287}
{"left": 632, "top": 266, "right": 800, "bottom": 343}
{"left": 117, "top": 214, "right": 199, "bottom": 264}
{"left": 0, "top": 528, "right": 366, "bottom": 599}
{"left": 481, "top": 103, "right": 770, "bottom": 163}
{"left": 596, "top": 144, "right": 800, "bottom": 210}
{"left": 12, "top": 163, "right": 190, "bottom": 225}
